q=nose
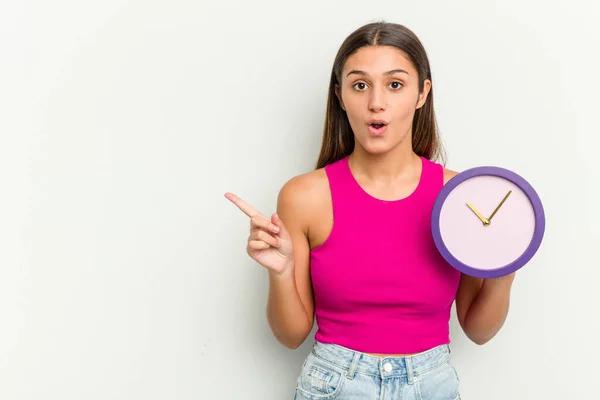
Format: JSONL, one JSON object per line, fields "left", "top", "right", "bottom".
{"left": 368, "top": 87, "right": 386, "bottom": 112}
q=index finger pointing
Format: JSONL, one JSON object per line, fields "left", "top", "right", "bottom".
{"left": 224, "top": 192, "right": 262, "bottom": 218}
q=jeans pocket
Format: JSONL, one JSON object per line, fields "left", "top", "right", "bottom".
{"left": 295, "top": 353, "right": 346, "bottom": 400}
{"left": 415, "top": 361, "right": 460, "bottom": 400}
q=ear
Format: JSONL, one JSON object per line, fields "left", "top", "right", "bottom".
{"left": 335, "top": 84, "right": 346, "bottom": 111}
{"left": 416, "top": 79, "right": 432, "bottom": 110}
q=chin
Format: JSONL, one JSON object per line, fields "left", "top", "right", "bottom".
{"left": 357, "top": 132, "right": 410, "bottom": 155}
{"left": 358, "top": 140, "right": 394, "bottom": 155}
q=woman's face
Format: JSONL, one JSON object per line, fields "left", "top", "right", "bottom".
{"left": 336, "top": 45, "right": 431, "bottom": 155}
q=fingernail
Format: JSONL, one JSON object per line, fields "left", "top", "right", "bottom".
{"left": 273, "top": 226, "right": 280, "bottom": 233}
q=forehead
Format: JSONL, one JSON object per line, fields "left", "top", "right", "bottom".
{"left": 342, "top": 45, "right": 415, "bottom": 76}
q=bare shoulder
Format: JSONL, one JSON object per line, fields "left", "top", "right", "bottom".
{"left": 443, "top": 168, "right": 460, "bottom": 185}
{"left": 277, "top": 168, "right": 329, "bottom": 230}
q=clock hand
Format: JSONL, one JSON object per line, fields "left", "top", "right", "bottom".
{"left": 466, "top": 202, "right": 490, "bottom": 226}
{"left": 488, "top": 190, "right": 512, "bottom": 223}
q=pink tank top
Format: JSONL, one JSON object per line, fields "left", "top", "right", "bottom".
{"left": 310, "top": 155, "right": 461, "bottom": 354}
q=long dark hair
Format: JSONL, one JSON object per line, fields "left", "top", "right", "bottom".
{"left": 316, "top": 21, "right": 446, "bottom": 169}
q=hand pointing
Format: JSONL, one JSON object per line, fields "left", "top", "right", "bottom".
{"left": 224, "top": 192, "right": 294, "bottom": 274}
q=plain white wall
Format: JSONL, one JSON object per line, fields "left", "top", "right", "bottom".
{"left": 1, "top": 0, "right": 599, "bottom": 399}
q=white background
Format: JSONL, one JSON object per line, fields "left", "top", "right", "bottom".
{"left": 1, "top": 1, "right": 599, "bottom": 399}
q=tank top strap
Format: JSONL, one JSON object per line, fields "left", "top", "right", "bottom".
{"left": 416, "top": 156, "right": 444, "bottom": 198}
{"left": 321, "top": 156, "right": 367, "bottom": 230}
{"left": 323, "top": 155, "right": 352, "bottom": 208}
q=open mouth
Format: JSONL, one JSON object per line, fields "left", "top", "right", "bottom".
{"left": 368, "top": 120, "right": 388, "bottom": 135}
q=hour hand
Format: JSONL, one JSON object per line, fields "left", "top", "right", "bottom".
{"left": 466, "top": 202, "right": 490, "bottom": 226}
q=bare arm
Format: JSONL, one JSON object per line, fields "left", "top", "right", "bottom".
{"left": 225, "top": 174, "right": 315, "bottom": 349}
{"left": 265, "top": 176, "right": 315, "bottom": 349}
{"left": 456, "top": 273, "right": 515, "bottom": 345}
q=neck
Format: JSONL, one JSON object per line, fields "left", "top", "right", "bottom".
{"left": 349, "top": 142, "right": 420, "bottom": 182}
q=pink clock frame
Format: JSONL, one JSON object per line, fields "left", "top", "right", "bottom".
{"left": 431, "top": 166, "right": 546, "bottom": 278}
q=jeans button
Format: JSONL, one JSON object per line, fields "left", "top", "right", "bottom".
{"left": 383, "top": 362, "right": 392, "bottom": 372}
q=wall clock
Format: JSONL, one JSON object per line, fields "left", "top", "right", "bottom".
{"left": 431, "top": 166, "right": 545, "bottom": 278}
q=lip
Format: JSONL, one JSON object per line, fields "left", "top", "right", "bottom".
{"left": 367, "top": 119, "right": 388, "bottom": 136}
{"left": 367, "top": 119, "right": 389, "bottom": 126}
{"left": 368, "top": 124, "right": 387, "bottom": 136}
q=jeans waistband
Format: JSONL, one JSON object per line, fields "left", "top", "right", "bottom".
{"left": 311, "top": 341, "right": 451, "bottom": 381}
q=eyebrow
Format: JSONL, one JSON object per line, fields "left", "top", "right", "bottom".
{"left": 346, "top": 69, "right": 410, "bottom": 77}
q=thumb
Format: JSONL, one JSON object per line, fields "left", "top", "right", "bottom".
{"left": 271, "top": 213, "right": 289, "bottom": 237}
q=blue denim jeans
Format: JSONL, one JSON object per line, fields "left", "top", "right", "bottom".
{"left": 294, "top": 341, "right": 461, "bottom": 400}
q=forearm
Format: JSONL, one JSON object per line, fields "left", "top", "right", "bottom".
{"left": 266, "top": 263, "right": 312, "bottom": 349}
{"left": 463, "top": 273, "right": 515, "bottom": 345}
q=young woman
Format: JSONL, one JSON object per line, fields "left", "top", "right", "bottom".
{"left": 225, "top": 21, "right": 515, "bottom": 400}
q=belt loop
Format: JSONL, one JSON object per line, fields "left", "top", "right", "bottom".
{"left": 405, "top": 356, "right": 415, "bottom": 385}
{"left": 345, "top": 352, "right": 360, "bottom": 380}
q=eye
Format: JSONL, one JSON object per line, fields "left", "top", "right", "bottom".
{"left": 352, "top": 82, "right": 368, "bottom": 91}
{"left": 389, "top": 81, "right": 403, "bottom": 89}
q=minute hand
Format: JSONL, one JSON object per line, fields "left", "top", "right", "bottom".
{"left": 488, "top": 190, "right": 512, "bottom": 223}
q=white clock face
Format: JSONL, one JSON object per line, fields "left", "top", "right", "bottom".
{"left": 438, "top": 175, "right": 536, "bottom": 271}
